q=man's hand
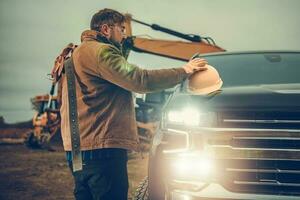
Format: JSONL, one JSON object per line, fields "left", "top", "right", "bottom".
{"left": 182, "top": 58, "right": 208, "bottom": 74}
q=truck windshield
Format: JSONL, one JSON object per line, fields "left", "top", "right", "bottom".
{"left": 203, "top": 52, "right": 300, "bottom": 87}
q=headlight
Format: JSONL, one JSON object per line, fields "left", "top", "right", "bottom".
{"left": 166, "top": 107, "right": 216, "bottom": 128}
{"left": 167, "top": 107, "right": 201, "bottom": 126}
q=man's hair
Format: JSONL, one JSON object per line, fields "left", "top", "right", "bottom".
{"left": 90, "top": 8, "right": 125, "bottom": 31}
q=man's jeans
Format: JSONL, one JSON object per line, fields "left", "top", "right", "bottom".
{"left": 67, "top": 148, "right": 128, "bottom": 200}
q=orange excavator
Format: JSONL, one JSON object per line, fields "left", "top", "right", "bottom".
{"left": 123, "top": 14, "right": 224, "bottom": 61}
{"left": 26, "top": 15, "right": 225, "bottom": 149}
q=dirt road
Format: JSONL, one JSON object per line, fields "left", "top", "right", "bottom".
{"left": 0, "top": 144, "right": 148, "bottom": 200}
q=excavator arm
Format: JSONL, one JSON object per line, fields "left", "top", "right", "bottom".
{"left": 124, "top": 14, "right": 225, "bottom": 61}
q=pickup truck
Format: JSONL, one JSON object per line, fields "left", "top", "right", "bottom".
{"left": 135, "top": 51, "right": 300, "bottom": 200}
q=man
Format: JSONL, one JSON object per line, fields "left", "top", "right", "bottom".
{"left": 60, "top": 8, "right": 208, "bottom": 200}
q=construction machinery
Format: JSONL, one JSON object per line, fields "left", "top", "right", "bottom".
{"left": 26, "top": 94, "right": 60, "bottom": 149}
{"left": 123, "top": 14, "right": 224, "bottom": 61}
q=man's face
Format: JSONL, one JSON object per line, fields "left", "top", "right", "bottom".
{"left": 108, "top": 23, "right": 126, "bottom": 44}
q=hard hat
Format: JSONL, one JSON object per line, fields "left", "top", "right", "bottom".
{"left": 188, "top": 64, "right": 223, "bottom": 95}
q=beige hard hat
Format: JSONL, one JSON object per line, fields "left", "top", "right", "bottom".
{"left": 188, "top": 65, "right": 223, "bottom": 95}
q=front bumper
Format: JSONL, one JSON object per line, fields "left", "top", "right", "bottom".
{"left": 170, "top": 183, "right": 300, "bottom": 200}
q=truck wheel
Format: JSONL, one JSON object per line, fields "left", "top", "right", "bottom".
{"left": 25, "top": 131, "right": 51, "bottom": 149}
{"left": 24, "top": 131, "right": 40, "bottom": 148}
{"left": 134, "top": 176, "right": 149, "bottom": 200}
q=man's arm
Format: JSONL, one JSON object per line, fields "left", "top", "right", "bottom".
{"left": 97, "top": 44, "right": 206, "bottom": 93}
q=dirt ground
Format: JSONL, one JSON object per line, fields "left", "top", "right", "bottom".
{"left": 0, "top": 138, "right": 148, "bottom": 200}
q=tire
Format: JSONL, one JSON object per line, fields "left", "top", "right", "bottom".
{"left": 25, "top": 131, "right": 40, "bottom": 148}
{"left": 134, "top": 176, "right": 149, "bottom": 200}
{"left": 25, "top": 131, "right": 51, "bottom": 149}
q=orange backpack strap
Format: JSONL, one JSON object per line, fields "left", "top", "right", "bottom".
{"left": 51, "top": 43, "right": 77, "bottom": 84}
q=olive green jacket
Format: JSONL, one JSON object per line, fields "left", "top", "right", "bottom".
{"left": 60, "top": 31, "right": 188, "bottom": 151}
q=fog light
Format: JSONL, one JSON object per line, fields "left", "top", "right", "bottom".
{"left": 171, "top": 152, "right": 214, "bottom": 180}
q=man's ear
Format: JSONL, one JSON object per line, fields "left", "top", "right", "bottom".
{"left": 100, "top": 24, "right": 111, "bottom": 37}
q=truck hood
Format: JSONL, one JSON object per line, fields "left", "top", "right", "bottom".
{"left": 167, "top": 83, "right": 300, "bottom": 111}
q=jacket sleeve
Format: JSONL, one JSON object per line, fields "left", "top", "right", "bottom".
{"left": 96, "top": 44, "right": 189, "bottom": 93}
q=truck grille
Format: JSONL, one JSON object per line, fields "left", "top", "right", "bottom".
{"left": 218, "top": 157, "right": 300, "bottom": 196}
{"left": 219, "top": 111, "right": 300, "bottom": 129}
{"left": 204, "top": 114, "right": 300, "bottom": 196}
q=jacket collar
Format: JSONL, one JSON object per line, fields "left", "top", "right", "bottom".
{"left": 81, "top": 30, "right": 121, "bottom": 50}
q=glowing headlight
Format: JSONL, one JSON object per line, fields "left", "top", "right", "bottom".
{"left": 167, "top": 107, "right": 200, "bottom": 126}
{"left": 170, "top": 152, "right": 214, "bottom": 180}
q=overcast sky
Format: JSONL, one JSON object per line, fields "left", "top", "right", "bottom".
{"left": 0, "top": 0, "right": 300, "bottom": 123}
